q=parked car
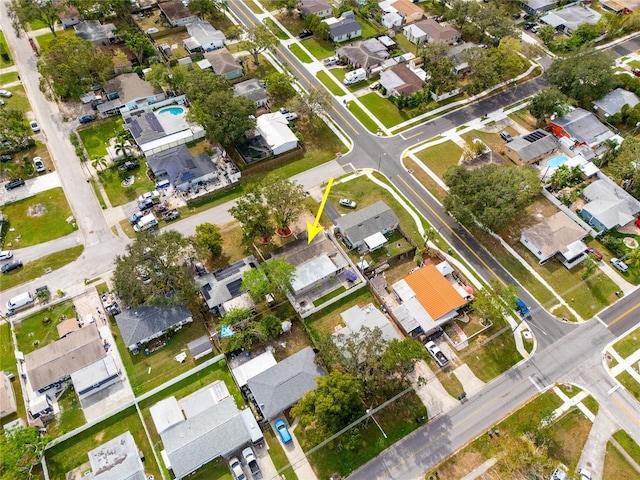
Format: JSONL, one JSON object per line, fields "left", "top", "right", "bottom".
{"left": 162, "top": 208, "right": 180, "bottom": 221}
{"left": 298, "top": 29, "right": 313, "bottom": 39}
{"left": 634, "top": 69, "right": 640, "bottom": 78}
{"left": 0, "top": 251, "right": 13, "bottom": 261}
{"left": 5, "top": 178, "right": 25, "bottom": 190}
{"left": 500, "top": 131, "right": 513, "bottom": 142}
{"left": 275, "top": 419, "right": 292, "bottom": 444}
{"left": 194, "top": 262, "right": 206, "bottom": 276}
{"left": 550, "top": 464, "right": 568, "bottom": 480}
{"left": 279, "top": 108, "right": 298, "bottom": 121}
{"left": 30, "top": 120, "right": 40, "bottom": 133}
{"left": 323, "top": 56, "right": 339, "bottom": 66}
{"left": 523, "top": 22, "right": 537, "bottom": 30}
{"left": 369, "top": 81, "right": 380, "bottom": 90}
{"left": 228, "top": 457, "right": 246, "bottom": 480}
{"left": 0, "top": 155, "right": 11, "bottom": 162}
{"left": 0, "top": 90, "right": 12, "bottom": 98}
{"left": 524, "top": 13, "right": 533, "bottom": 20}
{"left": 138, "top": 190, "right": 160, "bottom": 203}
{"left": 586, "top": 246, "right": 602, "bottom": 261}
{"left": 129, "top": 211, "right": 144, "bottom": 224}
{"left": 512, "top": 13, "right": 521, "bottom": 19}
{"left": 33, "top": 157, "right": 45, "bottom": 173}
{"left": 118, "top": 160, "right": 139, "bottom": 171}
{"left": 339, "top": 198, "right": 357, "bottom": 208}
{"left": 578, "top": 468, "right": 591, "bottom": 480}
{"left": 611, "top": 257, "right": 629, "bottom": 273}
{"left": 137, "top": 198, "right": 156, "bottom": 211}
{"left": 1, "top": 260, "right": 23, "bottom": 273}
{"left": 78, "top": 115, "right": 96, "bottom": 124}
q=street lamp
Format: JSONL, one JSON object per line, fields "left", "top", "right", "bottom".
{"left": 378, "top": 153, "right": 387, "bottom": 172}
{"left": 366, "top": 408, "right": 387, "bottom": 438}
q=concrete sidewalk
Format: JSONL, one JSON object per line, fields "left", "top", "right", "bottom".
{"left": 578, "top": 410, "right": 618, "bottom": 479}
{"left": 271, "top": 418, "right": 318, "bottom": 480}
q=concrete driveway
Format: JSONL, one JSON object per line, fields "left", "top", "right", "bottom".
{"left": 0, "top": 171, "right": 61, "bottom": 205}
{"left": 269, "top": 418, "right": 317, "bottom": 480}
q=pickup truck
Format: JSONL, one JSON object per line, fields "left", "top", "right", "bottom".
{"left": 242, "top": 447, "right": 261, "bottom": 479}
{"left": 425, "top": 341, "right": 449, "bottom": 367}
{"left": 515, "top": 298, "right": 531, "bottom": 319}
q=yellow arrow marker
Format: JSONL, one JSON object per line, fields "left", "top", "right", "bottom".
{"left": 307, "top": 177, "right": 334, "bottom": 243}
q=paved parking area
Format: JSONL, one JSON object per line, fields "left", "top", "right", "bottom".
{"left": 0, "top": 172, "right": 61, "bottom": 204}
{"left": 270, "top": 418, "right": 317, "bottom": 480}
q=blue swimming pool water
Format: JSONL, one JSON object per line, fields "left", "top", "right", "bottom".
{"left": 157, "top": 106, "right": 185, "bottom": 116}
{"left": 547, "top": 155, "right": 568, "bottom": 168}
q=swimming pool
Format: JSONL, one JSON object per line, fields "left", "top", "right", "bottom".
{"left": 547, "top": 155, "right": 569, "bottom": 168}
{"left": 157, "top": 106, "right": 186, "bottom": 116}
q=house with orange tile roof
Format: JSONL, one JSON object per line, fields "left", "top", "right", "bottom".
{"left": 391, "top": 262, "right": 470, "bottom": 334}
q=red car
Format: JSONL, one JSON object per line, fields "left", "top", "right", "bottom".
{"left": 586, "top": 246, "right": 602, "bottom": 261}
{"left": 633, "top": 69, "right": 640, "bottom": 77}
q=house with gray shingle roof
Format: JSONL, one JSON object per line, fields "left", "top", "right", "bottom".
{"left": 196, "top": 256, "right": 258, "bottom": 315}
{"left": 146, "top": 144, "right": 218, "bottom": 191}
{"left": 203, "top": 48, "right": 243, "bottom": 80}
{"left": 247, "top": 347, "right": 325, "bottom": 420}
{"left": 233, "top": 78, "right": 268, "bottom": 108}
{"left": 337, "top": 38, "right": 390, "bottom": 69}
{"left": 333, "top": 304, "right": 401, "bottom": 350}
{"left": 580, "top": 177, "right": 640, "bottom": 231}
{"left": 523, "top": 0, "right": 558, "bottom": 14}
{"left": 548, "top": 108, "right": 615, "bottom": 149}
{"left": 299, "top": 0, "right": 332, "bottom": 17}
{"left": 151, "top": 381, "right": 262, "bottom": 479}
{"left": 593, "top": 88, "right": 640, "bottom": 118}
{"left": 334, "top": 201, "right": 399, "bottom": 250}
{"left": 114, "top": 304, "right": 193, "bottom": 352}
{"left": 504, "top": 129, "right": 558, "bottom": 165}
{"left": 325, "top": 13, "right": 362, "bottom": 42}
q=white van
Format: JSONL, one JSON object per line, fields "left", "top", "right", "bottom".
{"left": 343, "top": 68, "right": 367, "bottom": 85}
{"left": 7, "top": 291, "right": 34, "bottom": 312}
{"left": 134, "top": 213, "right": 158, "bottom": 232}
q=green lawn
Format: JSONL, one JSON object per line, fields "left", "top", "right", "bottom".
{"left": 15, "top": 300, "right": 76, "bottom": 354}
{"left": 359, "top": 93, "right": 413, "bottom": 128}
{"left": 47, "top": 388, "right": 86, "bottom": 438}
{"left": 613, "top": 325, "right": 640, "bottom": 359}
{"left": 35, "top": 29, "right": 74, "bottom": 52}
{"left": 78, "top": 117, "right": 124, "bottom": 158}
{"left": 188, "top": 458, "right": 233, "bottom": 480}
{"left": 604, "top": 441, "right": 640, "bottom": 480}
{"left": 462, "top": 326, "right": 523, "bottom": 382}
{"left": 616, "top": 370, "right": 640, "bottom": 401}
{"left": 111, "top": 317, "right": 214, "bottom": 396}
{"left": 0, "top": 71, "right": 19, "bottom": 86}
{"left": 305, "top": 288, "right": 374, "bottom": 342}
{"left": 4, "top": 84, "right": 32, "bottom": 113}
{"left": 546, "top": 408, "right": 592, "bottom": 472}
{"left": 29, "top": 19, "right": 48, "bottom": 30}
{"left": 290, "top": 43, "right": 313, "bottom": 63}
{"left": 613, "top": 429, "right": 640, "bottom": 465}
{"left": 2, "top": 188, "right": 75, "bottom": 247}
{"left": 264, "top": 18, "right": 289, "bottom": 40}
{"left": 438, "top": 371, "right": 465, "bottom": 399}
{"left": 394, "top": 33, "right": 419, "bottom": 54}
{"left": 513, "top": 243, "right": 619, "bottom": 319}
{"left": 0, "top": 246, "right": 84, "bottom": 292}
{"left": 0, "top": 31, "right": 13, "bottom": 69}
{"left": 305, "top": 390, "right": 427, "bottom": 479}
{"left": 316, "top": 70, "right": 345, "bottom": 95}
{"left": 45, "top": 407, "right": 161, "bottom": 480}
{"left": 98, "top": 162, "right": 156, "bottom": 207}
{"left": 581, "top": 395, "right": 599, "bottom": 416}
{"left": 300, "top": 37, "right": 335, "bottom": 59}
{"left": 346, "top": 100, "right": 379, "bottom": 133}
{"left": 0, "top": 322, "right": 26, "bottom": 424}
{"left": 89, "top": 177, "right": 108, "bottom": 208}
{"left": 414, "top": 140, "right": 463, "bottom": 179}
{"left": 312, "top": 286, "right": 346, "bottom": 307}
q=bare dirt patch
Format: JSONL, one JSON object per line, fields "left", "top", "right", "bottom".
{"left": 433, "top": 451, "right": 488, "bottom": 479}
{"left": 27, "top": 203, "right": 47, "bottom": 217}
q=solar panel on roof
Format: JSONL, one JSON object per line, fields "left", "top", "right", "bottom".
{"left": 213, "top": 259, "right": 245, "bottom": 281}
{"left": 201, "top": 283, "right": 212, "bottom": 300}
{"left": 226, "top": 278, "right": 243, "bottom": 297}
{"left": 523, "top": 131, "right": 547, "bottom": 143}
{"left": 128, "top": 121, "right": 143, "bottom": 138}
{"left": 180, "top": 156, "right": 196, "bottom": 169}
{"left": 145, "top": 112, "right": 163, "bottom": 132}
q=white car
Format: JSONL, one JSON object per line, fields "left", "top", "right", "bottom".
{"left": 137, "top": 190, "right": 159, "bottom": 202}
{"left": 279, "top": 108, "right": 298, "bottom": 121}
{"left": 339, "top": 198, "right": 357, "bottom": 208}
{"left": 33, "top": 157, "right": 45, "bottom": 173}
{"left": 610, "top": 257, "right": 629, "bottom": 273}
{"left": 578, "top": 468, "right": 591, "bottom": 480}
{"left": 0, "top": 251, "right": 13, "bottom": 261}
{"left": 30, "top": 120, "right": 40, "bottom": 133}
{"left": 228, "top": 457, "right": 246, "bottom": 480}
{"left": 0, "top": 90, "right": 12, "bottom": 98}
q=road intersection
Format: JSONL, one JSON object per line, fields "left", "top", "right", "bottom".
{"left": 3, "top": 0, "right": 640, "bottom": 477}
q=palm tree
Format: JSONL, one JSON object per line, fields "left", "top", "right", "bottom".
{"left": 114, "top": 141, "right": 132, "bottom": 161}
{"left": 625, "top": 248, "right": 640, "bottom": 270}
{"left": 91, "top": 156, "right": 107, "bottom": 172}
{"left": 598, "top": 138, "right": 619, "bottom": 167}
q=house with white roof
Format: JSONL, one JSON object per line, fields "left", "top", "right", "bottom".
{"left": 580, "top": 176, "right": 640, "bottom": 231}
{"left": 333, "top": 304, "right": 401, "bottom": 347}
{"left": 540, "top": 3, "right": 601, "bottom": 34}
{"left": 255, "top": 112, "right": 299, "bottom": 156}
{"left": 593, "top": 88, "right": 640, "bottom": 119}
{"left": 184, "top": 21, "right": 226, "bottom": 53}
{"left": 84, "top": 431, "right": 146, "bottom": 480}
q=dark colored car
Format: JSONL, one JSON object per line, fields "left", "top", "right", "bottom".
{"left": 79, "top": 115, "right": 96, "bottom": 124}
{"left": 5, "top": 178, "right": 25, "bottom": 190}
{"left": 513, "top": 13, "right": 521, "bottom": 19}
{"left": 118, "top": 160, "right": 140, "bottom": 171}
{"left": 298, "top": 29, "right": 313, "bottom": 39}
{"left": 500, "top": 131, "right": 513, "bottom": 142}
{"left": 1, "top": 260, "right": 23, "bottom": 273}
{"left": 194, "top": 262, "right": 206, "bottom": 276}
{"left": 523, "top": 22, "right": 537, "bottom": 30}
{"left": 0, "top": 155, "right": 11, "bottom": 162}
{"left": 633, "top": 69, "right": 640, "bottom": 78}
{"left": 524, "top": 13, "right": 532, "bottom": 20}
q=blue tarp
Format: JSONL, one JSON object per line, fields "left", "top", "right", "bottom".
{"left": 344, "top": 270, "right": 357, "bottom": 282}
{"left": 220, "top": 325, "right": 235, "bottom": 337}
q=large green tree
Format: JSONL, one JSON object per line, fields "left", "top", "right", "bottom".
{"left": 0, "top": 426, "right": 51, "bottom": 479}
{"left": 263, "top": 176, "right": 307, "bottom": 234}
{"left": 528, "top": 87, "right": 571, "bottom": 128}
{"left": 37, "top": 36, "right": 113, "bottom": 99}
{"left": 608, "top": 136, "right": 640, "bottom": 197}
{"left": 546, "top": 48, "right": 615, "bottom": 107}
{"left": 243, "top": 24, "right": 278, "bottom": 66}
{"left": 187, "top": 0, "right": 225, "bottom": 20}
{"left": 120, "top": 28, "right": 156, "bottom": 66}
{"left": 229, "top": 184, "right": 275, "bottom": 244}
{"left": 113, "top": 230, "right": 198, "bottom": 306}
{"left": 195, "top": 223, "right": 223, "bottom": 259}
{"left": 9, "top": 0, "right": 63, "bottom": 37}
{"left": 291, "top": 371, "right": 364, "bottom": 445}
{"left": 0, "top": 107, "right": 30, "bottom": 152}
{"left": 264, "top": 71, "right": 297, "bottom": 105}
{"left": 241, "top": 258, "right": 296, "bottom": 301}
{"left": 420, "top": 41, "right": 457, "bottom": 97}
{"left": 443, "top": 164, "right": 541, "bottom": 232}
{"left": 190, "top": 91, "right": 256, "bottom": 145}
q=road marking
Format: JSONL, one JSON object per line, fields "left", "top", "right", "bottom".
{"left": 401, "top": 130, "right": 423, "bottom": 141}
{"left": 396, "top": 176, "right": 505, "bottom": 286}
{"left": 608, "top": 301, "right": 640, "bottom": 327}
{"left": 330, "top": 108, "right": 361, "bottom": 136}
{"left": 611, "top": 392, "right": 640, "bottom": 427}
{"left": 608, "top": 384, "right": 620, "bottom": 395}
{"left": 595, "top": 315, "right": 607, "bottom": 328}
{"left": 528, "top": 375, "right": 544, "bottom": 392}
